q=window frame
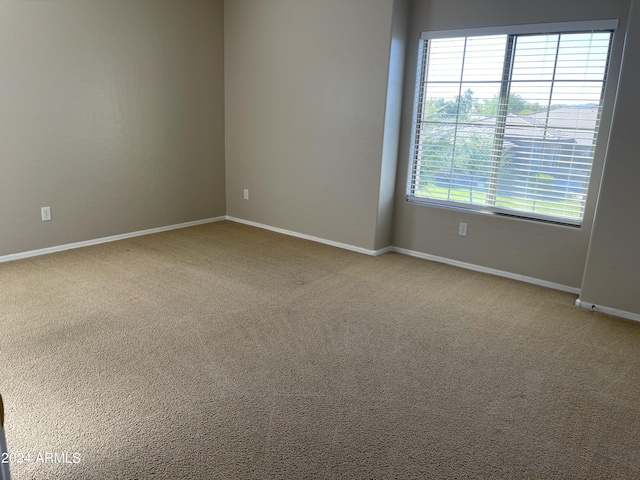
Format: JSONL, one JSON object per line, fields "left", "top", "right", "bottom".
{"left": 406, "top": 20, "right": 619, "bottom": 227}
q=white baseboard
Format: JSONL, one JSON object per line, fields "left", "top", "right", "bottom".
{"left": 226, "top": 217, "right": 389, "bottom": 256}
{"left": 391, "top": 246, "right": 580, "bottom": 294}
{"left": 1, "top": 215, "right": 580, "bottom": 297}
{"left": 225, "top": 217, "right": 579, "bottom": 294}
{"left": 0, "top": 216, "right": 226, "bottom": 264}
{"left": 6, "top": 215, "right": 639, "bottom": 322}
{"left": 574, "top": 299, "right": 640, "bottom": 323}
{"left": 374, "top": 246, "right": 394, "bottom": 256}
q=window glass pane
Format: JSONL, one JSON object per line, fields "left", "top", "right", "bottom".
{"left": 506, "top": 82, "right": 553, "bottom": 117}
{"left": 464, "top": 83, "right": 503, "bottom": 119}
{"left": 550, "top": 82, "right": 604, "bottom": 105}
{"left": 555, "top": 32, "right": 610, "bottom": 81}
{"left": 462, "top": 35, "right": 507, "bottom": 82}
{"left": 540, "top": 105, "right": 599, "bottom": 132}
{"left": 426, "top": 38, "right": 465, "bottom": 82}
{"left": 512, "top": 34, "right": 559, "bottom": 81}
{"left": 421, "top": 83, "right": 466, "bottom": 123}
{"left": 415, "top": 123, "right": 454, "bottom": 174}
{"left": 449, "top": 125, "right": 496, "bottom": 205}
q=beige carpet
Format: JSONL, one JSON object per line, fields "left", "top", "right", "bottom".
{"left": 1, "top": 220, "right": 639, "bottom": 479}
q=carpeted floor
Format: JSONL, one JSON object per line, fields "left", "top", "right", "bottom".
{"left": 1, "top": 220, "right": 639, "bottom": 479}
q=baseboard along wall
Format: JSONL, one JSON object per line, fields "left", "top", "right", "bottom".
{"left": 226, "top": 217, "right": 390, "bottom": 256}
{"left": 574, "top": 299, "right": 640, "bottom": 323}
{"left": 2, "top": 215, "right": 638, "bottom": 323}
{"left": 0, "top": 217, "right": 226, "bottom": 264}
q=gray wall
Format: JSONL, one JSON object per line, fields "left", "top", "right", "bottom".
{"left": 224, "top": 0, "right": 398, "bottom": 250}
{"left": 580, "top": 0, "right": 640, "bottom": 314}
{"left": 0, "top": 0, "right": 226, "bottom": 257}
{"left": 2, "top": 0, "right": 638, "bottom": 316}
{"left": 392, "top": 0, "right": 631, "bottom": 289}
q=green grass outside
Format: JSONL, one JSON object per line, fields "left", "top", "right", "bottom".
{"left": 417, "top": 184, "right": 583, "bottom": 220}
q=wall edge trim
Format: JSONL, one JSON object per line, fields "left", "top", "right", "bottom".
{"left": 226, "top": 216, "right": 386, "bottom": 256}
{"left": 1, "top": 215, "right": 586, "bottom": 299}
{"left": 574, "top": 298, "right": 640, "bottom": 323}
{"left": 391, "top": 246, "right": 580, "bottom": 294}
{"left": 0, "top": 216, "right": 227, "bottom": 264}
{"left": 226, "top": 217, "right": 580, "bottom": 293}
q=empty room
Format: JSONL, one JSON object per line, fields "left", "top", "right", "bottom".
{"left": 1, "top": 0, "right": 639, "bottom": 478}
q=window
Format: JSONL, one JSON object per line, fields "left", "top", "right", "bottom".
{"left": 407, "top": 21, "right": 617, "bottom": 225}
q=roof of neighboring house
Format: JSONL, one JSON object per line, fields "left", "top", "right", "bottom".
{"left": 466, "top": 106, "right": 599, "bottom": 147}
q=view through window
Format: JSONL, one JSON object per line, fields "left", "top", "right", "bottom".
{"left": 408, "top": 24, "right": 615, "bottom": 225}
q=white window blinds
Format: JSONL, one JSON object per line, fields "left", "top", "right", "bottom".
{"left": 408, "top": 22, "right": 616, "bottom": 225}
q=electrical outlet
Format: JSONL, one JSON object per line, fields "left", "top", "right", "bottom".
{"left": 458, "top": 222, "right": 467, "bottom": 236}
{"left": 41, "top": 206, "right": 52, "bottom": 221}
{"left": 243, "top": 189, "right": 249, "bottom": 200}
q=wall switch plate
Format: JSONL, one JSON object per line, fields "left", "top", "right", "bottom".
{"left": 243, "top": 189, "right": 249, "bottom": 200}
{"left": 41, "top": 206, "right": 52, "bottom": 221}
{"left": 458, "top": 222, "right": 467, "bottom": 236}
